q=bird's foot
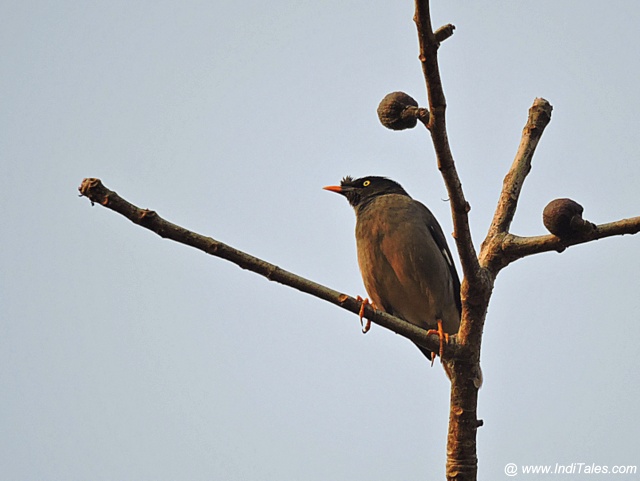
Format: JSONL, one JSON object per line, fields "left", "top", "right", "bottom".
{"left": 426, "top": 319, "right": 449, "bottom": 360}
{"left": 356, "top": 296, "right": 376, "bottom": 333}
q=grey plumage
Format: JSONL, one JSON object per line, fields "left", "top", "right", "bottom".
{"left": 324, "top": 176, "right": 461, "bottom": 360}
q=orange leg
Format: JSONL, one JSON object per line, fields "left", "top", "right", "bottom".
{"left": 426, "top": 319, "right": 449, "bottom": 360}
{"left": 356, "top": 296, "right": 375, "bottom": 333}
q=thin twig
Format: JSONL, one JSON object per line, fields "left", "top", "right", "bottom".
{"left": 414, "top": 0, "right": 481, "bottom": 285}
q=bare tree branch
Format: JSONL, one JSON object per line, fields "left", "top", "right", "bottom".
{"left": 480, "top": 98, "right": 553, "bottom": 273}
{"left": 413, "top": 3, "right": 485, "bottom": 480}
{"left": 413, "top": 0, "right": 481, "bottom": 286}
{"left": 486, "top": 99, "right": 553, "bottom": 239}
{"left": 77, "top": 178, "right": 459, "bottom": 358}
{"left": 410, "top": 10, "right": 640, "bottom": 473}
{"left": 478, "top": 98, "right": 640, "bottom": 272}
{"left": 503, "top": 217, "right": 640, "bottom": 260}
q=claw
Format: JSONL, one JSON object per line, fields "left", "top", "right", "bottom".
{"left": 356, "top": 296, "right": 373, "bottom": 333}
{"left": 426, "top": 319, "right": 447, "bottom": 360}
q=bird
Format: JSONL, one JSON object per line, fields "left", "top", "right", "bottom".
{"left": 323, "top": 175, "right": 461, "bottom": 362}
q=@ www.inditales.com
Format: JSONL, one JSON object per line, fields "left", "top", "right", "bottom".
{"left": 504, "top": 462, "right": 637, "bottom": 476}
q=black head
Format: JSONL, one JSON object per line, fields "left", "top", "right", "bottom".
{"left": 323, "top": 176, "right": 410, "bottom": 209}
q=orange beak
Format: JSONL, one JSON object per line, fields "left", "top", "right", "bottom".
{"left": 322, "top": 185, "right": 343, "bottom": 193}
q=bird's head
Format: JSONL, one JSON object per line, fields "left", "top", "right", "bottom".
{"left": 323, "top": 176, "right": 409, "bottom": 209}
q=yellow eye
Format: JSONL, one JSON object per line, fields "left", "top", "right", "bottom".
{"left": 363, "top": 180, "right": 371, "bottom": 187}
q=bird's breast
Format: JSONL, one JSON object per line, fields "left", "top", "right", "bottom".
{"left": 354, "top": 195, "right": 459, "bottom": 333}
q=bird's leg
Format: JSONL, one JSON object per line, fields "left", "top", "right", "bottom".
{"left": 426, "top": 319, "right": 449, "bottom": 360}
{"left": 356, "top": 296, "right": 375, "bottom": 333}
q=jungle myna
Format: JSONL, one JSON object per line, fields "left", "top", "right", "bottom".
{"left": 324, "top": 175, "right": 461, "bottom": 361}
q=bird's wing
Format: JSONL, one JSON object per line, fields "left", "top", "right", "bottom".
{"left": 417, "top": 202, "right": 462, "bottom": 316}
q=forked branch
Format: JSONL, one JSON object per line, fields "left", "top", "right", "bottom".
{"left": 411, "top": 3, "right": 640, "bottom": 480}
{"left": 479, "top": 98, "right": 640, "bottom": 273}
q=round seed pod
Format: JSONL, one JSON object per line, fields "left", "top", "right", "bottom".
{"left": 543, "top": 198, "right": 594, "bottom": 237}
{"left": 377, "top": 91, "right": 421, "bottom": 130}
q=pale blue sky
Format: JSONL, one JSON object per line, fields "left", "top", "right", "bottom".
{"left": 2, "top": 1, "right": 639, "bottom": 480}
